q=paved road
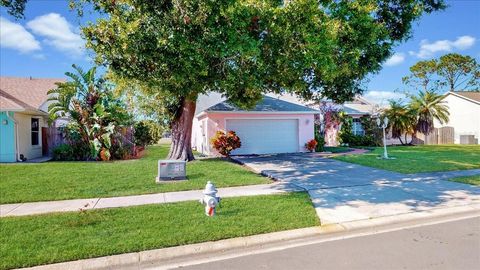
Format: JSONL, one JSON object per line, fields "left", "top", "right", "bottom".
{"left": 179, "top": 217, "right": 480, "bottom": 270}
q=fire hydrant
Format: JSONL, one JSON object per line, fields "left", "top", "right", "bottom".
{"left": 200, "top": 181, "right": 220, "bottom": 216}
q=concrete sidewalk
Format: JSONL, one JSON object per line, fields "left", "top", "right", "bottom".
{"left": 0, "top": 183, "right": 300, "bottom": 217}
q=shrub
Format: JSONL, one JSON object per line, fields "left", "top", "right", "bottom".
{"left": 314, "top": 130, "right": 325, "bottom": 152}
{"left": 52, "top": 144, "right": 75, "bottom": 161}
{"left": 305, "top": 139, "right": 317, "bottom": 152}
{"left": 210, "top": 130, "right": 241, "bottom": 157}
{"left": 339, "top": 133, "right": 377, "bottom": 147}
{"left": 134, "top": 120, "right": 163, "bottom": 147}
{"left": 134, "top": 121, "right": 153, "bottom": 147}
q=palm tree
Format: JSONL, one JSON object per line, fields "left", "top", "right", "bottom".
{"left": 409, "top": 90, "right": 449, "bottom": 135}
{"left": 383, "top": 101, "right": 416, "bottom": 145}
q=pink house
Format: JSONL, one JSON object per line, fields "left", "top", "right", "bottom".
{"left": 192, "top": 95, "right": 318, "bottom": 156}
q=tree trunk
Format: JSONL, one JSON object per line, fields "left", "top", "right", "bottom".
{"left": 167, "top": 97, "right": 196, "bottom": 161}
{"left": 408, "top": 132, "right": 416, "bottom": 145}
{"left": 398, "top": 135, "right": 405, "bottom": 146}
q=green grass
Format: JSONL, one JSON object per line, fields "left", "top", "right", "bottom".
{"left": 449, "top": 175, "right": 480, "bottom": 186}
{"left": 0, "top": 193, "right": 318, "bottom": 270}
{"left": 334, "top": 145, "right": 480, "bottom": 174}
{"left": 0, "top": 144, "right": 270, "bottom": 204}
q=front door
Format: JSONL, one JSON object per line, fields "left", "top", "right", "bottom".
{"left": 42, "top": 127, "right": 48, "bottom": 156}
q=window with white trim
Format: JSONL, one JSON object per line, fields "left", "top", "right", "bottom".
{"left": 352, "top": 118, "right": 365, "bottom": 136}
{"left": 31, "top": 118, "right": 39, "bottom": 145}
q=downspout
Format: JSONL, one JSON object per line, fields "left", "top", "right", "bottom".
{"left": 5, "top": 112, "right": 20, "bottom": 162}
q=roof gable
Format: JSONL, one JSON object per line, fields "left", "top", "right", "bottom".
{"left": 446, "top": 91, "right": 480, "bottom": 105}
{"left": 205, "top": 96, "right": 318, "bottom": 113}
{"left": 0, "top": 77, "right": 65, "bottom": 112}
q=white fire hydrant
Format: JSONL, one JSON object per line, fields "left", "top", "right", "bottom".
{"left": 200, "top": 181, "right": 220, "bottom": 216}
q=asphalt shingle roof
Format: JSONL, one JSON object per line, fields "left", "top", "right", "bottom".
{"left": 453, "top": 91, "right": 480, "bottom": 103}
{"left": 0, "top": 77, "right": 64, "bottom": 112}
{"left": 205, "top": 96, "right": 318, "bottom": 113}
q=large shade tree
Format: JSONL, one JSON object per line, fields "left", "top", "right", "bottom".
{"left": 402, "top": 53, "right": 480, "bottom": 92}
{"left": 402, "top": 59, "right": 439, "bottom": 91}
{"left": 437, "top": 53, "right": 480, "bottom": 91}
{"left": 2, "top": 0, "right": 446, "bottom": 160}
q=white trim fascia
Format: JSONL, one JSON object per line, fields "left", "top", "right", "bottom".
{"left": 445, "top": 92, "right": 480, "bottom": 105}
{"left": 195, "top": 111, "right": 208, "bottom": 119}
{"left": 0, "top": 108, "right": 24, "bottom": 112}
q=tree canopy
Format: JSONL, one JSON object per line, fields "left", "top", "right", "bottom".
{"left": 403, "top": 53, "right": 480, "bottom": 92}
{"left": 1, "top": 0, "right": 447, "bottom": 160}
{"left": 437, "top": 53, "right": 479, "bottom": 91}
{"left": 81, "top": 0, "right": 445, "bottom": 104}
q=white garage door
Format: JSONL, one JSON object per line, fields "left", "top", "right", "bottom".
{"left": 226, "top": 119, "right": 299, "bottom": 155}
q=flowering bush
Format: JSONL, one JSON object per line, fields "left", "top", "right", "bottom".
{"left": 210, "top": 130, "right": 241, "bottom": 157}
{"left": 305, "top": 139, "right": 318, "bottom": 152}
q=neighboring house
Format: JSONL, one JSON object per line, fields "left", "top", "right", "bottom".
{"left": 0, "top": 77, "right": 64, "bottom": 162}
{"left": 265, "top": 94, "right": 379, "bottom": 137}
{"left": 432, "top": 91, "right": 480, "bottom": 144}
{"left": 192, "top": 95, "right": 318, "bottom": 155}
{"left": 340, "top": 96, "right": 379, "bottom": 136}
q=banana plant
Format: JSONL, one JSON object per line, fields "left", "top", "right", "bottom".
{"left": 48, "top": 64, "right": 131, "bottom": 160}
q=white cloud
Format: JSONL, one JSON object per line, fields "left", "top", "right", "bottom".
{"left": 0, "top": 17, "right": 41, "bottom": 53}
{"left": 27, "top": 13, "right": 84, "bottom": 56}
{"left": 364, "top": 91, "right": 405, "bottom": 106}
{"left": 409, "top": 35, "right": 476, "bottom": 59}
{"left": 384, "top": 53, "right": 405, "bottom": 66}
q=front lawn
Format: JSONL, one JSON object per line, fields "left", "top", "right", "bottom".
{"left": 0, "top": 193, "right": 318, "bottom": 270}
{"left": 449, "top": 175, "right": 480, "bottom": 186}
{"left": 0, "top": 144, "right": 270, "bottom": 204}
{"left": 334, "top": 145, "right": 480, "bottom": 174}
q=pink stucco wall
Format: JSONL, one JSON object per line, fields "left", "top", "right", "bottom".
{"left": 192, "top": 112, "right": 316, "bottom": 155}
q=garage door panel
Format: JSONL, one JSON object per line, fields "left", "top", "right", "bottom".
{"left": 226, "top": 119, "right": 298, "bottom": 155}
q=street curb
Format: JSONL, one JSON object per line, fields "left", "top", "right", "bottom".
{"left": 336, "top": 203, "right": 480, "bottom": 230}
{"left": 16, "top": 225, "right": 345, "bottom": 270}
{"left": 16, "top": 205, "right": 480, "bottom": 270}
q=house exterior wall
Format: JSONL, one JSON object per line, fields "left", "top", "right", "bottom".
{"left": 192, "top": 113, "right": 315, "bottom": 155}
{"left": 0, "top": 112, "right": 16, "bottom": 162}
{"left": 434, "top": 94, "right": 480, "bottom": 144}
{"left": 13, "top": 112, "right": 48, "bottom": 160}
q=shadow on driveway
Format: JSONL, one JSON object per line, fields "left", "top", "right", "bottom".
{"left": 233, "top": 153, "right": 480, "bottom": 224}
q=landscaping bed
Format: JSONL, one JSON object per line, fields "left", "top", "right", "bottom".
{"left": 0, "top": 144, "right": 270, "bottom": 204}
{"left": 449, "top": 175, "right": 480, "bottom": 186}
{"left": 323, "top": 146, "right": 352, "bottom": 153}
{"left": 334, "top": 145, "right": 480, "bottom": 173}
{"left": 0, "top": 193, "right": 318, "bottom": 270}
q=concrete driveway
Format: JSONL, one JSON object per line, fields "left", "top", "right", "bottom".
{"left": 234, "top": 154, "right": 480, "bottom": 225}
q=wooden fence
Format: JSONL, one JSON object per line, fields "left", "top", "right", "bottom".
{"left": 422, "top": 126, "right": 454, "bottom": 145}
{"left": 44, "top": 126, "right": 66, "bottom": 155}
{"left": 44, "top": 126, "right": 135, "bottom": 156}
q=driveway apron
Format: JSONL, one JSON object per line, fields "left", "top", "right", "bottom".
{"left": 234, "top": 154, "right": 480, "bottom": 225}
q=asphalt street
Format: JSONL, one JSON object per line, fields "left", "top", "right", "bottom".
{"left": 176, "top": 217, "right": 480, "bottom": 270}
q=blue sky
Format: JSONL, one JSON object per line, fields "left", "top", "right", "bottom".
{"left": 1, "top": 0, "right": 479, "bottom": 105}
